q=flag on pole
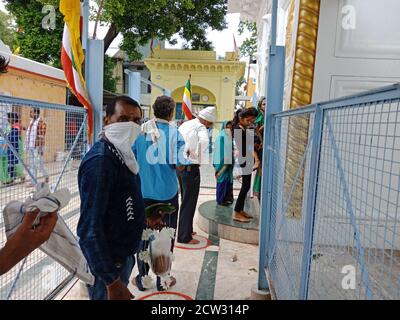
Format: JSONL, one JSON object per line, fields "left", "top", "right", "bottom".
{"left": 233, "top": 34, "right": 240, "bottom": 59}
{"left": 182, "top": 76, "right": 193, "bottom": 120}
{"left": 60, "top": 0, "right": 93, "bottom": 142}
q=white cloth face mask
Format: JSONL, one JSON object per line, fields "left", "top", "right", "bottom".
{"left": 104, "top": 121, "right": 141, "bottom": 174}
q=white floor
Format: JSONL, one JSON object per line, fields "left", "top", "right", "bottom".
{"left": 60, "top": 189, "right": 260, "bottom": 300}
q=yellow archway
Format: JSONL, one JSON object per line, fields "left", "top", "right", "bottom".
{"left": 144, "top": 49, "right": 246, "bottom": 122}
{"left": 172, "top": 85, "right": 217, "bottom": 119}
{"left": 172, "top": 85, "right": 217, "bottom": 105}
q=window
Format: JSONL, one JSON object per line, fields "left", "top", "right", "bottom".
{"left": 192, "top": 93, "right": 200, "bottom": 102}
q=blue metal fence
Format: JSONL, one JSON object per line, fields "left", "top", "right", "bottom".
{"left": 261, "top": 84, "right": 400, "bottom": 300}
{"left": 0, "top": 95, "right": 87, "bottom": 300}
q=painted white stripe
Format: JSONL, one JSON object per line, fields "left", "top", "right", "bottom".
{"left": 183, "top": 96, "right": 192, "bottom": 110}
{"left": 62, "top": 25, "right": 73, "bottom": 61}
{"left": 62, "top": 23, "right": 88, "bottom": 101}
{"left": 72, "top": 67, "right": 88, "bottom": 100}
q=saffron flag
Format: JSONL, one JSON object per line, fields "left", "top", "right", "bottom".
{"left": 60, "top": 0, "right": 93, "bottom": 142}
{"left": 182, "top": 77, "right": 193, "bottom": 120}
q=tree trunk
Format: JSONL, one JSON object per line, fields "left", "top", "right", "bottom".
{"left": 103, "top": 23, "right": 119, "bottom": 53}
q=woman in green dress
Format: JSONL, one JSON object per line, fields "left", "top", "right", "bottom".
{"left": 11, "top": 116, "right": 26, "bottom": 182}
{"left": 0, "top": 116, "right": 25, "bottom": 185}
{"left": 253, "top": 97, "right": 266, "bottom": 199}
{"left": 0, "top": 135, "right": 11, "bottom": 184}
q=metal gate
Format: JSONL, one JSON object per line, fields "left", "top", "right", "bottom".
{"left": 262, "top": 84, "right": 400, "bottom": 299}
{"left": 0, "top": 95, "right": 87, "bottom": 300}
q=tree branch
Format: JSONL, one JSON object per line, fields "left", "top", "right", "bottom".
{"left": 103, "top": 23, "right": 119, "bottom": 52}
{"left": 93, "top": 0, "right": 105, "bottom": 40}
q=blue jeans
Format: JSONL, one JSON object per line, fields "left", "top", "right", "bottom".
{"left": 87, "top": 255, "right": 135, "bottom": 300}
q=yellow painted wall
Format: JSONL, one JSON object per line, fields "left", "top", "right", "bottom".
{"left": 145, "top": 49, "right": 245, "bottom": 124}
{"left": 171, "top": 85, "right": 217, "bottom": 105}
{"left": 245, "top": 78, "right": 256, "bottom": 108}
{"left": 0, "top": 68, "right": 67, "bottom": 163}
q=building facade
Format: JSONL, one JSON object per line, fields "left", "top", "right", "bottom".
{"left": 144, "top": 48, "right": 246, "bottom": 123}
{"left": 228, "top": 0, "right": 400, "bottom": 109}
{"left": 0, "top": 42, "right": 67, "bottom": 163}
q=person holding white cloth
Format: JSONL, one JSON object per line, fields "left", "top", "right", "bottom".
{"left": 177, "top": 107, "right": 216, "bottom": 244}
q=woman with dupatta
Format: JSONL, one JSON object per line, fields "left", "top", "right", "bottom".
{"left": 253, "top": 97, "right": 266, "bottom": 199}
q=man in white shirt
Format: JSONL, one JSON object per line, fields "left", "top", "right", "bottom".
{"left": 177, "top": 107, "right": 216, "bottom": 244}
{"left": 25, "top": 108, "right": 49, "bottom": 184}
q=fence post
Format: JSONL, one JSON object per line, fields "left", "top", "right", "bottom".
{"left": 86, "top": 39, "right": 104, "bottom": 143}
{"left": 258, "top": 47, "right": 285, "bottom": 290}
{"left": 258, "top": 0, "right": 285, "bottom": 291}
{"left": 258, "top": 62, "right": 286, "bottom": 286}
{"left": 125, "top": 70, "right": 141, "bottom": 104}
{"left": 298, "top": 105, "right": 324, "bottom": 299}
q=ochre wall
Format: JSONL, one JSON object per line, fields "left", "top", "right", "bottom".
{"left": 0, "top": 67, "right": 67, "bottom": 163}
{"left": 145, "top": 49, "right": 245, "bottom": 124}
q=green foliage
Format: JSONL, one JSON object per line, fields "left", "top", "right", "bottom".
{"left": 235, "top": 76, "right": 246, "bottom": 96}
{"left": 0, "top": 10, "right": 16, "bottom": 49}
{"left": 182, "top": 32, "right": 214, "bottom": 51}
{"left": 103, "top": 55, "right": 120, "bottom": 93}
{"left": 238, "top": 20, "right": 258, "bottom": 59}
{"left": 4, "top": 0, "right": 226, "bottom": 91}
{"left": 36, "top": 0, "right": 59, "bottom": 7}
{"left": 101, "top": 0, "right": 226, "bottom": 57}
{"left": 5, "top": 0, "right": 64, "bottom": 68}
{"left": 119, "top": 31, "right": 145, "bottom": 62}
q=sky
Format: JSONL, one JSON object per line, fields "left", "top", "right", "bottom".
{"left": 0, "top": 1, "right": 250, "bottom": 60}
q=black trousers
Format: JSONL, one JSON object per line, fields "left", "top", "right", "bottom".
{"left": 234, "top": 174, "right": 252, "bottom": 212}
{"left": 177, "top": 165, "right": 200, "bottom": 243}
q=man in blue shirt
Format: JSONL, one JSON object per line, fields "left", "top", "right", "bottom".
{"left": 133, "top": 96, "right": 185, "bottom": 291}
{"left": 6, "top": 112, "right": 20, "bottom": 183}
{"left": 77, "top": 96, "right": 145, "bottom": 300}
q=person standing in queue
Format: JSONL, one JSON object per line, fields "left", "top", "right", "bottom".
{"left": 177, "top": 107, "right": 216, "bottom": 244}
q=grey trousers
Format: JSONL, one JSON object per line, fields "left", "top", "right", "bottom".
{"left": 177, "top": 165, "right": 200, "bottom": 243}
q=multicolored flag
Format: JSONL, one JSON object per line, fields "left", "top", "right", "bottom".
{"left": 182, "top": 76, "right": 193, "bottom": 120}
{"left": 60, "top": 0, "right": 93, "bottom": 142}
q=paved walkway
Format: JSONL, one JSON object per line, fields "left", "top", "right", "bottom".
{"left": 59, "top": 189, "right": 260, "bottom": 300}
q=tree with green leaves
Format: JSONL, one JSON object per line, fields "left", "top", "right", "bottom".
{"left": 5, "top": 0, "right": 119, "bottom": 93}
{"left": 0, "top": 10, "right": 16, "bottom": 50}
{"left": 238, "top": 20, "right": 258, "bottom": 95}
{"left": 99, "top": 0, "right": 226, "bottom": 60}
{"left": 238, "top": 20, "right": 258, "bottom": 60}
{"left": 6, "top": 1, "right": 227, "bottom": 62}
{"left": 103, "top": 55, "right": 120, "bottom": 93}
{"left": 5, "top": 0, "right": 64, "bottom": 68}
{"left": 235, "top": 76, "right": 246, "bottom": 96}
{"left": 5, "top": 0, "right": 227, "bottom": 93}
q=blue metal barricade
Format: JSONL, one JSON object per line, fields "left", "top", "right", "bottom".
{"left": 261, "top": 84, "right": 400, "bottom": 300}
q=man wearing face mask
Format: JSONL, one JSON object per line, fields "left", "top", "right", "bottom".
{"left": 77, "top": 96, "right": 145, "bottom": 300}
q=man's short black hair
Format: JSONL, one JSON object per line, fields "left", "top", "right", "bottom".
{"left": 32, "top": 107, "right": 40, "bottom": 117}
{"left": 153, "top": 96, "right": 175, "bottom": 120}
{"left": 0, "top": 55, "right": 9, "bottom": 74}
{"left": 106, "top": 95, "right": 142, "bottom": 117}
{"left": 7, "top": 112, "right": 19, "bottom": 123}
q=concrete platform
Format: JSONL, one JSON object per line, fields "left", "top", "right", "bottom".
{"left": 198, "top": 198, "right": 260, "bottom": 245}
